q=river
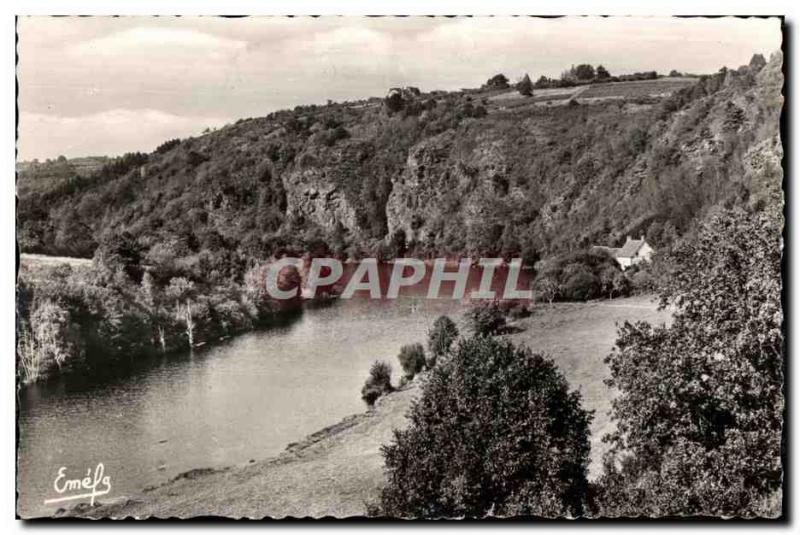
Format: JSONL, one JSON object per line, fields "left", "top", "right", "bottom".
{"left": 17, "top": 263, "right": 533, "bottom": 518}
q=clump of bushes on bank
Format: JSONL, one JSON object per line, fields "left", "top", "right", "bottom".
{"left": 378, "top": 335, "right": 593, "bottom": 518}
{"left": 464, "top": 299, "right": 533, "bottom": 336}
{"left": 465, "top": 301, "right": 508, "bottom": 336}
{"left": 361, "top": 361, "right": 394, "bottom": 407}
{"left": 361, "top": 315, "right": 460, "bottom": 407}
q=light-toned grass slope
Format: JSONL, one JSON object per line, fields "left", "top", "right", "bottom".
{"left": 505, "top": 296, "right": 672, "bottom": 477}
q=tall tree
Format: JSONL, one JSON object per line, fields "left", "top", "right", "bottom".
{"left": 166, "top": 277, "right": 197, "bottom": 348}
{"left": 574, "top": 64, "right": 596, "bottom": 81}
{"left": 517, "top": 73, "right": 534, "bottom": 96}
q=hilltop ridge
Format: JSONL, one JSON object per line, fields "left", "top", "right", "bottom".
{"left": 17, "top": 53, "right": 782, "bottom": 280}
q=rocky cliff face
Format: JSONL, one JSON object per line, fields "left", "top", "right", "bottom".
{"left": 19, "top": 53, "right": 782, "bottom": 265}
{"left": 377, "top": 52, "right": 783, "bottom": 257}
{"left": 284, "top": 168, "right": 359, "bottom": 232}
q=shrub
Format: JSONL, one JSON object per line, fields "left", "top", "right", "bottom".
{"left": 561, "top": 269, "right": 600, "bottom": 301}
{"left": 517, "top": 74, "right": 534, "bottom": 97}
{"left": 361, "top": 360, "right": 393, "bottom": 407}
{"left": 627, "top": 127, "right": 649, "bottom": 155}
{"left": 323, "top": 125, "right": 350, "bottom": 146}
{"left": 484, "top": 73, "right": 509, "bottom": 89}
{"left": 536, "top": 249, "right": 626, "bottom": 302}
{"left": 397, "top": 343, "right": 426, "bottom": 380}
{"left": 379, "top": 336, "right": 592, "bottom": 518}
{"left": 426, "top": 315, "right": 459, "bottom": 367}
{"left": 506, "top": 302, "right": 532, "bottom": 320}
{"left": 360, "top": 382, "right": 384, "bottom": 407}
{"left": 185, "top": 150, "right": 208, "bottom": 167}
{"left": 465, "top": 301, "right": 506, "bottom": 336}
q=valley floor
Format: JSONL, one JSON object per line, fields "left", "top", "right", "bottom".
{"left": 61, "top": 296, "right": 671, "bottom": 519}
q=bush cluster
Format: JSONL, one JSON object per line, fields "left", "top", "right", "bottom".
{"left": 533, "top": 249, "right": 629, "bottom": 303}
{"left": 397, "top": 343, "right": 426, "bottom": 381}
{"left": 379, "top": 336, "right": 592, "bottom": 518}
{"left": 360, "top": 361, "right": 394, "bottom": 407}
{"left": 464, "top": 301, "right": 507, "bottom": 336}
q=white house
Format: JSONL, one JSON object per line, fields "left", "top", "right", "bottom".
{"left": 593, "top": 236, "right": 654, "bottom": 270}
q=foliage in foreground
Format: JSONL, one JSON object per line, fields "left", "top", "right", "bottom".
{"left": 379, "top": 335, "right": 592, "bottom": 518}
{"left": 594, "top": 207, "right": 783, "bottom": 517}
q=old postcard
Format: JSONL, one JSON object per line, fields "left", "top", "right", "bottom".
{"left": 15, "top": 15, "right": 784, "bottom": 520}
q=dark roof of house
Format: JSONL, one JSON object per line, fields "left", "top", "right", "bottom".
{"left": 616, "top": 237, "right": 647, "bottom": 258}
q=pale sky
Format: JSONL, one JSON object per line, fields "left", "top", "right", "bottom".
{"left": 17, "top": 16, "right": 782, "bottom": 161}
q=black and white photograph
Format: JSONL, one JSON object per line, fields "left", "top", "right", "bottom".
{"left": 10, "top": 9, "right": 791, "bottom": 524}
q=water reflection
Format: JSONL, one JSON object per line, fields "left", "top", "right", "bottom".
{"left": 17, "top": 294, "right": 482, "bottom": 518}
{"left": 18, "top": 263, "right": 534, "bottom": 517}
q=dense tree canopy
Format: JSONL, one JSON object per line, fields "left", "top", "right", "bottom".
{"left": 485, "top": 73, "right": 510, "bottom": 89}
{"left": 380, "top": 336, "right": 592, "bottom": 518}
{"left": 595, "top": 207, "right": 783, "bottom": 517}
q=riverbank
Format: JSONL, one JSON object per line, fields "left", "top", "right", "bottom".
{"left": 52, "top": 296, "right": 670, "bottom": 519}
{"left": 16, "top": 253, "right": 308, "bottom": 386}
{"left": 59, "top": 379, "right": 421, "bottom": 519}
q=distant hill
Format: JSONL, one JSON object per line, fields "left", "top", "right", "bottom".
{"left": 16, "top": 156, "right": 110, "bottom": 197}
{"left": 16, "top": 54, "right": 783, "bottom": 282}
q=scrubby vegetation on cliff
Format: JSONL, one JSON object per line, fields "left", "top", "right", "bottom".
{"left": 16, "top": 52, "right": 783, "bottom": 387}
{"left": 18, "top": 54, "right": 782, "bottom": 275}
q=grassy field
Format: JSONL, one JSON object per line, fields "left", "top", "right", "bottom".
{"left": 62, "top": 295, "right": 671, "bottom": 519}
{"left": 505, "top": 296, "right": 672, "bottom": 477}
{"left": 17, "top": 253, "right": 94, "bottom": 282}
{"left": 484, "top": 77, "right": 697, "bottom": 111}
{"left": 580, "top": 77, "right": 698, "bottom": 99}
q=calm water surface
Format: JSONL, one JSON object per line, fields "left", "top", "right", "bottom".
{"left": 17, "top": 296, "right": 477, "bottom": 517}
{"left": 18, "top": 263, "right": 533, "bottom": 518}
